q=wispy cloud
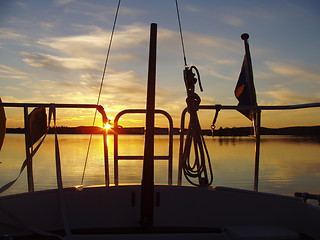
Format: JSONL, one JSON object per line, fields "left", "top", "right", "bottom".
{"left": 207, "top": 69, "right": 235, "bottom": 81}
{"left": 0, "top": 64, "right": 31, "bottom": 80}
{"left": 21, "top": 52, "right": 100, "bottom": 72}
{"left": 54, "top": 0, "right": 76, "bottom": 6}
{"left": 186, "top": 32, "right": 240, "bottom": 53}
{"left": 22, "top": 22, "right": 243, "bottom": 76}
{"left": 37, "top": 34, "right": 108, "bottom": 57}
{"left": 14, "top": 1, "right": 27, "bottom": 8}
{"left": 261, "top": 85, "right": 320, "bottom": 104}
{"left": 39, "top": 21, "right": 57, "bottom": 30}
{"left": 183, "top": 4, "right": 204, "bottom": 13}
{"left": 0, "top": 28, "right": 25, "bottom": 40}
{"left": 221, "top": 15, "right": 244, "bottom": 27}
{"left": 0, "top": 64, "right": 30, "bottom": 75}
{"left": 36, "top": 24, "right": 149, "bottom": 59}
{"left": 266, "top": 61, "right": 320, "bottom": 83}
{"left": 99, "top": 71, "right": 149, "bottom": 110}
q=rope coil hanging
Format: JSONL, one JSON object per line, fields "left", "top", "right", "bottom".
{"left": 182, "top": 66, "right": 213, "bottom": 186}
{"left": 175, "top": 0, "right": 214, "bottom": 186}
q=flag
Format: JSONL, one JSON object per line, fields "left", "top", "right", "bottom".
{"left": 234, "top": 34, "right": 257, "bottom": 120}
{"left": 28, "top": 107, "right": 47, "bottom": 146}
{"left": 0, "top": 98, "right": 6, "bottom": 151}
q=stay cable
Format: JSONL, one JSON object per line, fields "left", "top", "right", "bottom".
{"left": 80, "top": 0, "right": 121, "bottom": 186}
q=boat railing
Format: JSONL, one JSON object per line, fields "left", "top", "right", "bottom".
{"left": 1, "top": 102, "right": 319, "bottom": 193}
{"left": 178, "top": 102, "right": 320, "bottom": 190}
{"left": 0, "top": 102, "right": 109, "bottom": 192}
{"left": 113, "top": 109, "right": 174, "bottom": 186}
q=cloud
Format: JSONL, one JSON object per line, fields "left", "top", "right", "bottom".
{"left": 14, "top": 1, "right": 27, "bottom": 7}
{"left": 62, "top": 2, "right": 146, "bottom": 23}
{"left": 183, "top": 4, "right": 204, "bottom": 13}
{"left": 262, "top": 85, "right": 320, "bottom": 104}
{"left": 100, "top": 71, "right": 146, "bottom": 104}
{"left": 0, "top": 64, "right": 30, "bottom": 75}
{"left": 0, "top": 64, "right": 31, "bottom": 79}
{"left": 111, "top": 24, "right": 150, "bottom": 49}
{"left": 38, "top": 23, "right": 216, "bottom": 60}
{"left": 37, "top": 33, "right": 108, "bottom": 57}
{"left": 187, "top": 32, "right": 239, "bottom": 52}
{"left": 11, "top": 77, "right": 99, "bottom": 104}
{"left": 27, "top": 23, "right": 243, "bottom": 77}
{"left": 182, "top": 32, "right": 242, "bottom": 68}
{"left": 39, "top": 22, "right": 57, "bottom": 30}
{"left": 221, "top": 15, "right": 245, "bottom": 27}
{"left": 207, "top": 69, "right": 235, "bottom": 81}
{"left": 2, "top": 68, "right": 148, "bottom": 110}
{"left": 21, "top": 52, "right": 99, "bottom": 72}
{"left": 35, "top": 24, "right": 150, "bottom": 63}
{"left": 54, "top": 0, "right": 75, "bottom": 6}
{"left": 266, "top": 61, "right": 320, "bottom": 83}
{"left": 0, "top": 23, "right": 260, "bottom": 126}
{"left": 0, "top": 75, "right": 29, "bottom": 80}
{"left": 0, "top": 28, "right": 25, "bottom": 40}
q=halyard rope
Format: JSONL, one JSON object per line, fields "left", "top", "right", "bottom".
{"left": 175, "top": 0, "right": 188, "bottom": 67}
{"left": 80, "top": 0, "right": 121, "bottom": 186}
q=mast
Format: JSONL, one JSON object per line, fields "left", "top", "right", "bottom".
{"left": 140, "top": 23, "right": 157, "bottom": 228}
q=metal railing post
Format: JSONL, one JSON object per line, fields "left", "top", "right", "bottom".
{"left": 23, "top": 106, "right": 34, "bottom": 192}
{"left": 98, "top": 106, "right": 109, "bottom": 186}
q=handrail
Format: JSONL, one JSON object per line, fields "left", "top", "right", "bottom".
{"left": 196, "top": 102, "right": 320, "bottom": 111}
{"left": 178, "top": 103, "right": 320, "bottom": 189}
{"left": 1, "top": 102, "right": 108, "bottom": 123}
{"left": 113, "top": 109, "right": 173, "bottom": 186}
{"left": 1, "top": 102, "right": 109, "bottom": 189}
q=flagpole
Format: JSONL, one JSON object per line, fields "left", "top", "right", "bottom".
{"left": 253, "top": 110, "right": 261, "bottom": 191}
{"left": 241, "top": 33, "right": 260, "bottom": 191}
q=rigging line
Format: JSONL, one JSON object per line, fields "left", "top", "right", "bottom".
{"left": 175, "top": 0, "right": 188, "bottom": 66}
{"left": 80, "top": 0, "right": 121, "bottom": 186}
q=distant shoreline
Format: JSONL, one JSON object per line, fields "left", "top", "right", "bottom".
{"left": 6, "top": 126, "right": 320, "bottom": 136}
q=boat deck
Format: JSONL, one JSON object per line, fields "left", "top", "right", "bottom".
{"left": 1, "top": 185, "right": 319, "bottom": 239}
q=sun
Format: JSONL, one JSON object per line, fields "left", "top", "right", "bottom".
{"left": 104, "top": 123, "right": 112, "bottom": 130}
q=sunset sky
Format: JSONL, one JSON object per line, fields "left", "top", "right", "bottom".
{"left": 1, "top": 0, "right": 319, "bottom": 128}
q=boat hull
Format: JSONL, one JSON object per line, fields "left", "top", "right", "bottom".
{"left": 0, "top": 185, "right": 319, "bottom": 239}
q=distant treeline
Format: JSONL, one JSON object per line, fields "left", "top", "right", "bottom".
{"left": 6, "top": 126, "right": 320, "bottom": 136}
{"left": 208, "top": 126, "right": 320, "bottom": 136}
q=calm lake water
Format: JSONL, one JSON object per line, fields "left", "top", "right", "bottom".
{"left": 1, "top": 134, "right": 319, "bottom": 201}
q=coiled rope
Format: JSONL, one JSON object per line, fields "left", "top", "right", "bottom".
{"left": 175, "top": 0, "right": 213, "bottom": 186}
{"left": 182, "top": 66, "right": 213, "bottom": 186}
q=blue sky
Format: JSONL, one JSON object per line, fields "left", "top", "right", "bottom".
{"left": 0, "top": 0, "right": 319, "bottom": 128}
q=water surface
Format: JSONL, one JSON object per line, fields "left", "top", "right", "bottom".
{"left": 1, "top": 134, "right": 319, "bottom": 200}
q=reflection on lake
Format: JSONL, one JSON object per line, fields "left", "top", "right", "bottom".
{"left": 0, "top": 134, "right": 319, "bottom": 198}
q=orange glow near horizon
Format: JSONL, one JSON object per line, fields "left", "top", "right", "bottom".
{"left": 2, "top": 106, "right": 320, "bottom": 129}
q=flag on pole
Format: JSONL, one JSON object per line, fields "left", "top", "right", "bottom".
{"left": 234, "top": 33, "right": 257, "bottom": 121}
